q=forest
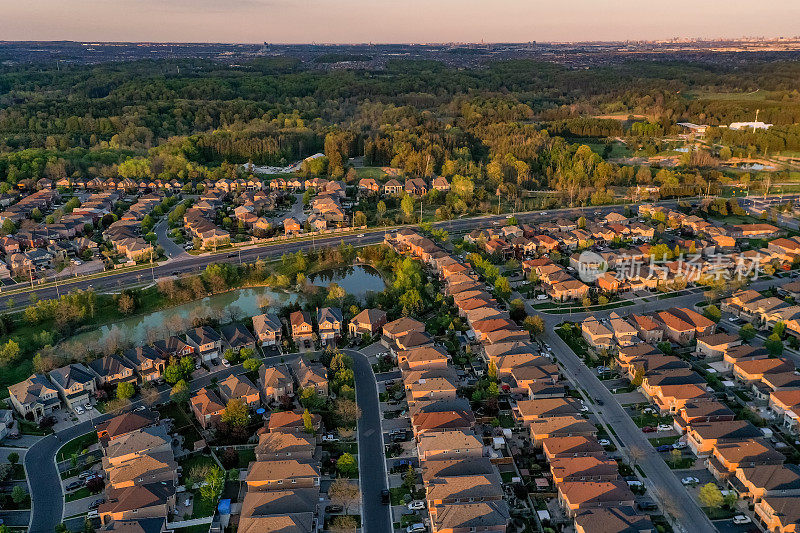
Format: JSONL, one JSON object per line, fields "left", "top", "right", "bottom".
{"left": 1, "top": 56, "right": 800, "bottom": 201}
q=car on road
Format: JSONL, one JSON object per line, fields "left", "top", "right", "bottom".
{"left": 381, "top": 489, "right": 390, "bottom": 504}
{"left": 406, "top": 524, "right": 426, "bottom": 533}
{"left": 325, "top": 504, "right": 343, "bottom": 513}
{"left": 357, "top": 234, "right": 365, "bottom": 238}
{"left": 681, "top": 476, "right": 700, "bottom": 485}
{"left": 407, "top": 500, "right": 425, "bottom": 511}
{"left": 65, "top": 480, "right": 83, "bottom": 491}
{"left": 657, "top": 424, "right": 673, "bottom": 432}
{"left": 595, "top": 399, "right": 604, "bottom": 406}
{"left": 641, "top": 426, "right": 656, "bottom": 433}
{"left": 598, "top": 439, "right": 611, "bottom": 446}
{"left": 656, "top": 444, "right": 674, "bottom": 452}
{"left": 732, "top": 515, "right": 752, "bottom": 525}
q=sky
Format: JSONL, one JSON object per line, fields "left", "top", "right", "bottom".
{"left": 1, "top": 0, "right": 799, "bottom": 44}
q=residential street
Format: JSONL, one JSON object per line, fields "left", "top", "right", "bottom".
{"left": 346, "top": 349, "right": 392, "bottom": 533}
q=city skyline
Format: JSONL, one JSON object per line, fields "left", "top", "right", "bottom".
{"left": 1, "top": 0, "right": 799, "bottom": 44}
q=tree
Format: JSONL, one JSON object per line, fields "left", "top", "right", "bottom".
{"left": 117, "top": 293, "right": 135, "bottom": 315}
{"left": 487, "top": 360, "right": 498, "bottom": 381}
{"left": 116, "top": 381, "right": 135, "bottom": 400}
{"left": 632, "top": 367, "right": 645, "bottom": 387}
{"left": 698, "top": 482, "right": 724, "bottom": 509}
{"left": 335, "top": 398, "right": 362, "bottom": 428}
{"left": 670, "top": 447, "right": 682, "bottom": 467}
{"left": 337, "top": 452, "right": 357, "bottom": 476}
{"left": 328, "top": 477, "right": 361, "bottom": 515}
{"left": 11, "top": 484, "right": 27, "bottom": 504}
{"left": 303, "top": 408, "right": 315, "bottom": 434}
{"left": 766, "top": 333, "right": 784, "bottom": 356}
{"left": 739, "top": 323, "right": 756, "bottom": 341}
{"left": 243, "top": 357, "right": 262, "bottom": 372}
{"left": 401, "top": 194, "right": 415, "bottom": 219}
{"left": 199, "top": 466, "right": 225, "bottom": 503}
{"left": 376, "top": 200, "right": 387, "bottom": 219}
{"left": 494, "top": 276, "right": 511, "bottom": 299}
{"left": 170, "top": 379, "right": 190, "bottom": 404}
{"left": 353, "top": 211, "right": 366, "bottom": 227}
{"left": 0, "top": 339, "right": 21, "bottom": 366}
{"left": 702, "top": 305, "right": 721, "bottom": 323}
{"left": 773, "top": 321, "right": 786, "bottom": 338}
{"left": 140, "top": 383, "right": 160, "bottom": 406}
{"left": 403, "top": 465, "right": 417, "bottom": 491}
{"left": 55, "top": 524, "right": 69, "bottom": 533}
{"left": 221, "top": 398, "right": 249, "bottom": 428}
{"left": 329, "top": 515, "right": 358, "bottom": 533}
{"left": 7, "top": 452, "right": 19, "bottom": 465}
{"left": 523, "top": 315, "right": 545, "bottom": 336}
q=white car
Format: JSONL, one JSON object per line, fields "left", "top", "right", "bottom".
{"left": 357, "top": 234, "right": 365, "bottom": 238}
{"left": 322, "top": 434, "right": 339, "bottom": 442}
{"left": 681, "top": 476, "right": 699, "bottom": 485}
{"left": 657, "top": 424, "right": 673, "bottom": 432}
{"left": 74, "top": 406, "right": 84, "bottom": 415}
{"left": 732, "top": 515, "right": 752, "bottom": 525}
{"left": 672, "top": 441, "right": 688, "bottom": 449}
{"left": 598, "top": 439, "right": 611, "bottom": 446}
{"left": 407, "top": 500, "right": 425, "bottom": 511}
{"left": 83, "top": 402, "right": 92, "bottom": 411}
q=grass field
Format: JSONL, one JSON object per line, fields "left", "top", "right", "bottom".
{"left": 57, "top": 432, "right": 98, "bottom": 462}
{"left": 355, "top": 166, "right": 388, "bottom": 180}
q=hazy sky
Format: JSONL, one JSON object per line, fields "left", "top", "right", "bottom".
{"left": 2, "top": 0, "right": 799, "bottom": 43}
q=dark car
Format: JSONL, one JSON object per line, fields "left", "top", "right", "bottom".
{"left": 65, "top": 480, "right": 83, "bottom": 491}
{"left": 325, "top": 504, "right": 343, "bottom": 513}
{"left": 642, "top": 426, "right": 656, "bottom": 433}
{"left": 637, "top": 499, "right": 658, "bottom": 512}
{"left": 89, "top": 498, "right": 105, "bottom": 510}
{"left": 381, "top": 489, "right": 390, "bottom": 504}
{"left": 596, "top": 399, "right": 604, "bottom": 406}
{"left": 656, "top": 444, "right": 674, "bottom": 452}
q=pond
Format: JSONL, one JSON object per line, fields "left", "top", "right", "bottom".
{"left": 68, "top": 264, "right": 385, "bottom": 349}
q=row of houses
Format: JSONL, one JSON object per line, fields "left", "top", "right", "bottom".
{"left": 94, "top": 409, "right": 179, "bottom": 529}
{"left": 357, "top": 176, "right": 450, "bottom": 197}
{"left": 586, "top": 306, "right": 800, "bottom": 532}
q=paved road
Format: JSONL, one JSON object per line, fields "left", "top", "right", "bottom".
{"left": 345, "top": 349, "right": 392, "bottom": 533}
{"left": 541, "top": 325, "right": 716, "bottom": 533}
{"left": 0, "top": 200, "right": 682, "bottom": 309}
{"left": 153, "top": 209, "right": 190, "bottom": 260}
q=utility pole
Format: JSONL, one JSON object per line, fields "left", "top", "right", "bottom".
{"left": 150, "top": 247, "right": 155, "bottom": 282}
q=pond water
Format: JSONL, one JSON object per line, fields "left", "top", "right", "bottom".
{"left": 69, "top": 265, "right": 385, "bottom": 349}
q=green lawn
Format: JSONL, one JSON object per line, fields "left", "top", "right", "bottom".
{"left": 65, "top": 486, "right": 102, "bottom": 502}
{"left": 667, "top": 457, "right": 696, "bottom": 469}
{"left": 355, "top": 167, "right": 388, "bottom": 180}
{"left": 57, "top": 432, "right": 98, "bottom": 462}
{"left": 648, "top": 435, "right": 680, "bottom": 447}
{"left": 191, "top": 491, "right": 217, "bottom": 518}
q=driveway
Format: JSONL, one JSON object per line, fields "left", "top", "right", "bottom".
{"left": 345, "top": 349, "right": 392, "bottom": 533}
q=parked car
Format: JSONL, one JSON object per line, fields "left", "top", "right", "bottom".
{"left": 406, "top": 524, "right": 426, "bottom": 533}
{"left": 598, "top": 439, "right": 611, "bottom": 447}
{"left": 672, "top": 441, "right": 688, "bottom": 449}
{"left": 641, "top": 426, "right": 656, "bottom": 433}
{"left": 83, "top": 402, "right": 92, "bottom": 411}
{"left": 681, "top": 476, "right": 699, "bottom": 485}
{"left": 407, "top": 500, "right": 425, "bottom": 511}
{"left": 79, "top": 471, "right": 95, "bottom": 480}
{"left": 636, "top": 499, "right": 658, "bottom": 512}
{"left": 325, "top": 504, "right": 343, "bottom": 513}
{"left": 732, "top": 515, "right": 752, "bottom": 525}
{"left": 381, "top": 489, "right": 390, "bottom": 505}
{"left": 74, "top": 406, "right": 84, "bottom": 415}
{"left": 322, "top": 434, "right": 339, "bottom": 442}
{"left": 657, "top": 424, "right": 673, "bottom": 432}
{"left": 656, "top": 444, "right": 673, "bottom": 452}
{"left": 65, "top": 480, "right": 83, "bottom": 491}
{"left": 89, "top": 498, "right": 105, "bottom": 510}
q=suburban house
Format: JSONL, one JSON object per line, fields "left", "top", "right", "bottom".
{"left": 98, "top": 483, "right": 175, "bottom": 526}
{"left": 89, "top": 354, "right": 137, "bottom": 388}
{"left": 259, "top": 364, "right": 294, "bottom": 403}
{"left": 7, "top": 373, "right": 61, "bottom": 422}
{"left": 754, "top": 496, "right": 800, "bottom": 533}
{"left": 268, "top": 410, "right": 322, "bottom": 434}
{"left": 695, "top": 333, "right": 742, "bottom": 359}
{"left": 290, "top": 310, "right": 314, "bottom": 349}
{"left": 218, "top": 374, "right": 261, "bottom": 408}
{"left": 122, "top": 346, "right": 166, "bottom": 383}
{"left": 245, "top": 460, "right": 321, "bottom": 491}
{"left": 190, "top": 387, "right": 226, "bottom": 429}
{"left": 48, "top": 363, "right": 97, "bottom": 411}
{"left": 292, "top": 358, "right": 329, "bottom": 396}
{"left": 686, "top": 420, "right": 763, "bottom": 457}
{"left": 581, "top": 318, "right": 613, "bottom": 350}
{"left": 574, "top": 507, "right": 653, "bottom": 533}
{"left": 557, "top": 480, "right": 635, "bottom": 517}
{"left": 317, "top": 307, "right": 342, "bottom": 346}
{"left": 152, "top": 336, "right": 195, "bottom": 360}
{"left": 252, "top": 313, "right": 283, "bottom": 347}
{"left": 220, "top": 322, "right": 257, "bottom": 353}
{"left": 348, "top": 308, "right": 388, "bottom": 337}
{"left": 734, "top": 464, "right": 800, "bottom": 502}
{"left": 254, "top": 432, "right": 316, "bottom": 462}
{"left": 185, "top": 326, "right": 222, "bottom": 362}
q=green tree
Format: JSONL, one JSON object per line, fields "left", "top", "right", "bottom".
{"left": 221, "top": 398, "right": 249, "bottom": 428}
{"left": 337, "top": 452, "right": 357, "bottom": 476}
{"left": 329, "top": 515, "right": 358, "bottom": 533}
{"left": 199, "top": 466, "right": 225, "bottom": 502}
{"left": 494, "top": 276, "right": 511, "bottom": 299}
{"left": 0, "top": 339, "right": 21, "bottom": 366}
{"left": 698, "top": 482, "right": 724, "bottom": 509}
{"left": 487, "top": 360, "right": 498, "bottom": 381}
{"left": 170, "top": 379, "right": 190, "bottom": 404}
{"left": 632, "top": 367, "right": 645, "bottom": 387}
{"left": 353, "top": 211, "right": 367, "bottom": 227}
{"left": 403, "top": 465, "right": 417, "bottom": 491}
{"left": 6, "top": 452, "right": 19, "bottom": 465}
{"left": 739, "top": 323, "right": 756, "bottom": 341}
{"left": 303, "top": 408, "right": 315, "bottom": 434}
{"left": 523, "top": 315, "right": 545, "bottom": 336}
{"left": 376, "top": 200, "right": 387, "bottom": 219}
{"left": 12, "top": 484, "right": 27, "bottom": 504}
{"left": 702, "top": 305, "right": 721, "bottom": 323}
{"left": 116, "top": 381, "right": 135, "bottom": 400}
{"left": 401, "top": 194, "right": 415, "bottom": 219}
{"left": 766, "top": 333, "right": 784, "bottom": 356}
{"left": 773, "top": 321, "right": 786, "bottom": 338}
{"left": 243, "top": 357, "right": 262, "bottom": 372}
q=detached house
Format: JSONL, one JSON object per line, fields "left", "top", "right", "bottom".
{"left": 317, "top": 307, "right": 342, "bottom": 346}
{"left": 89, "top": 354, "right": 137, "bottom": 388}
{"left": 48, "top": 363, "right": 97, "bottom": 411}
{"left": 122, "top": 346, "right": 166, "bottom": 383}
{"left": 220, "top": 322, "right": 257, "bottom": 353}
{"left": 259, "top": 364, "right": 294, "bottom": 403}
{"left": 218, "top": 374, "right": 260, "bottom": 408}
{"left": 8, "top": 374, "right": 61, "bottom": 422}
{"left": 349, "top": 308, "right": 387, "bottom": 337}
{"left": 252, "top": 313, "right": 283, "bottom": 347}
{"left": 290, "top": 310, "right": 314, "bottom": 349}
{"left": 190, "top": 387, "right": 226, "bottom": 429}
{"left": 185, "top": 326, "right": 222, "bottom": 362}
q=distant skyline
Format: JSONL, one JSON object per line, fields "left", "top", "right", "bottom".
{"left": 2, "top": 0, "right": 799, "bottom": 44}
